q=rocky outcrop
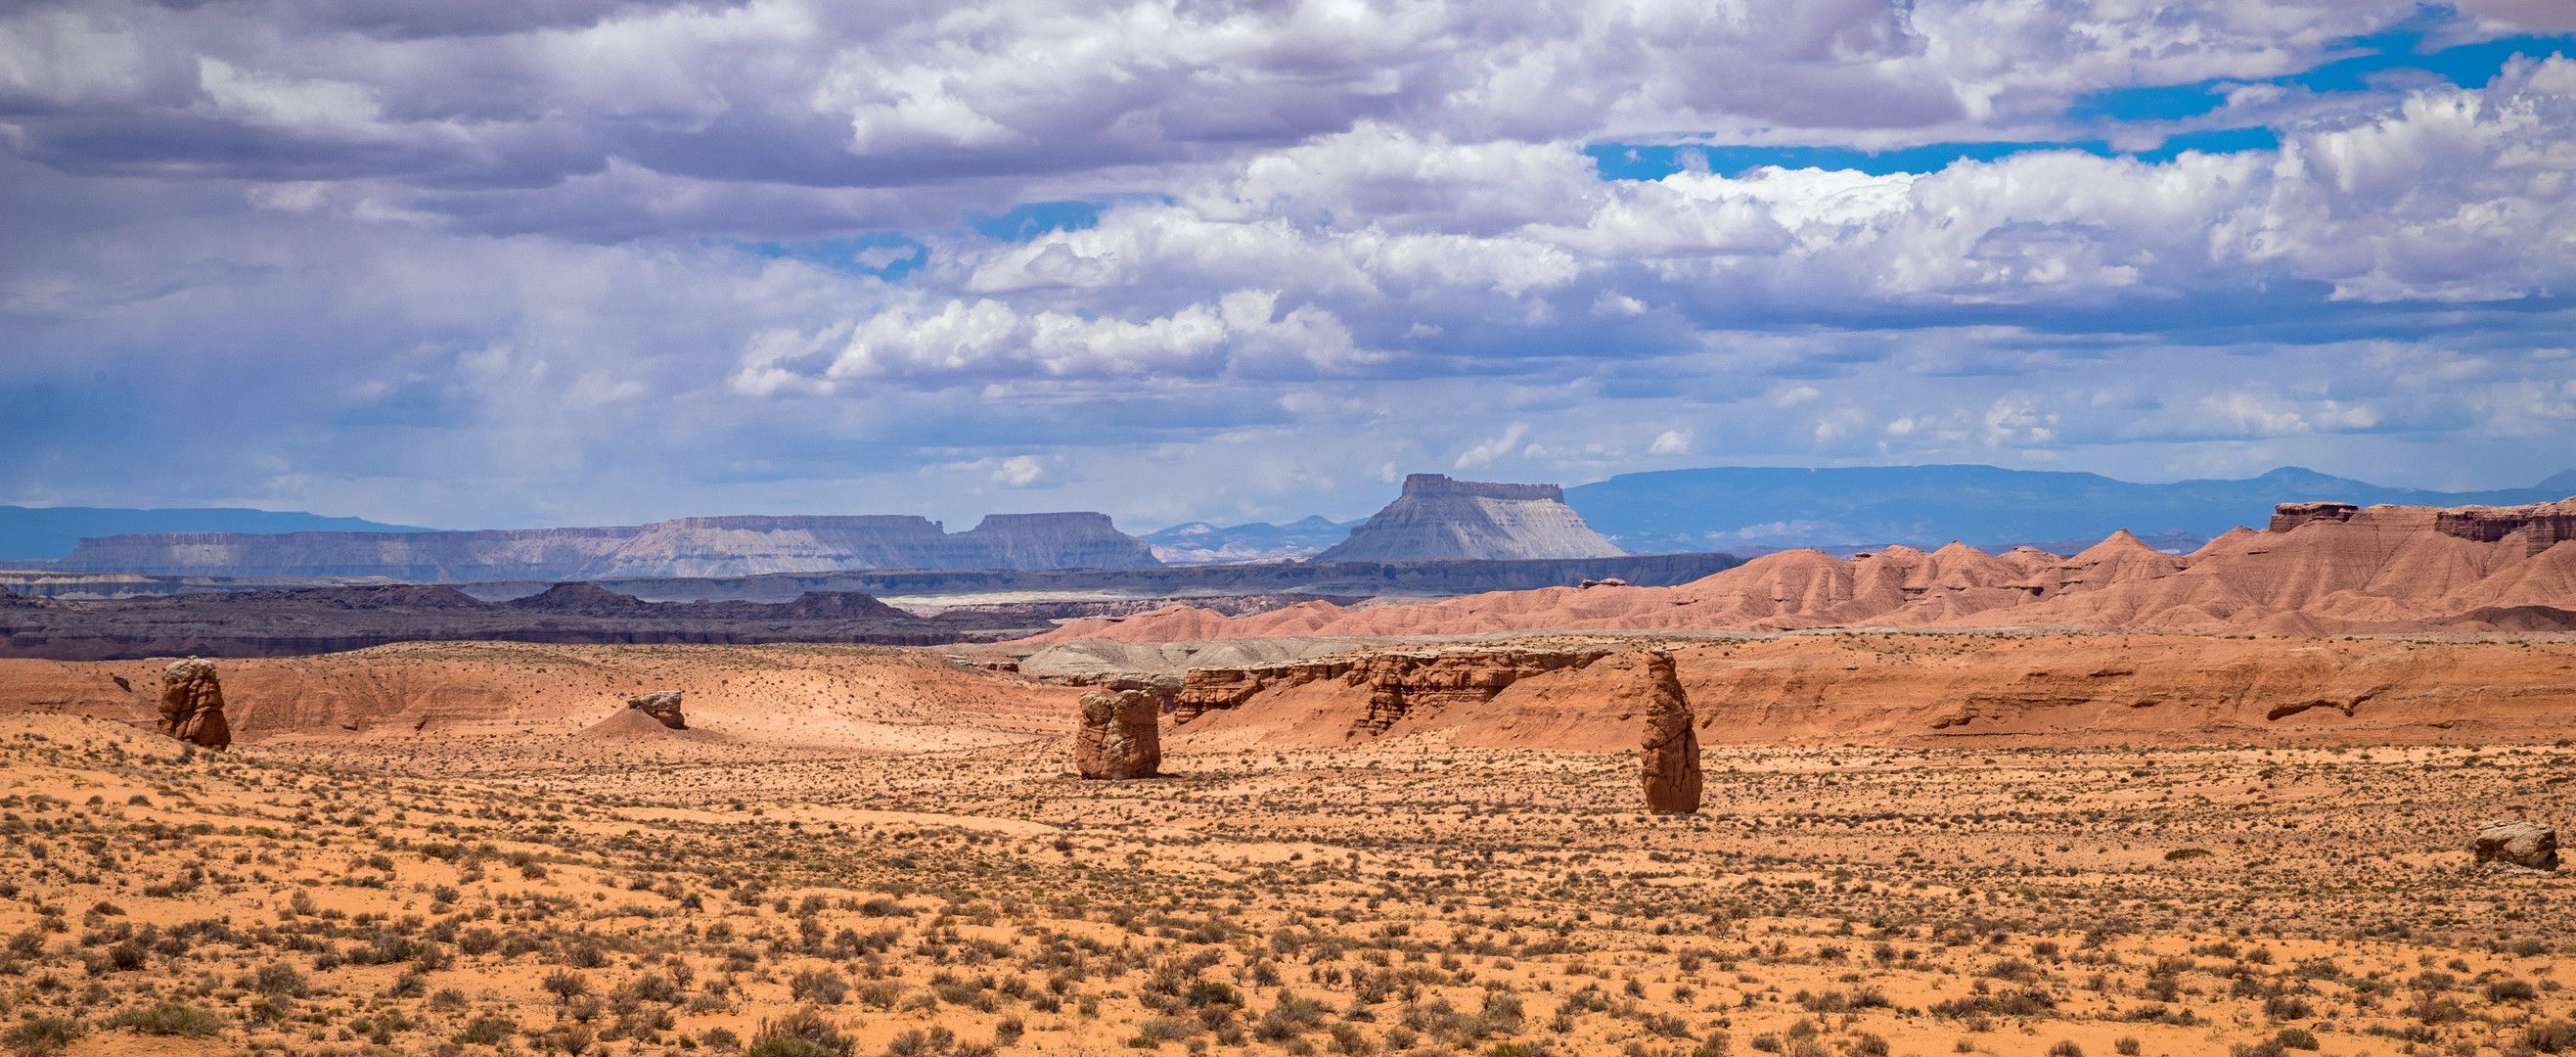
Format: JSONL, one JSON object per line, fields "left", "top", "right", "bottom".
{"left": 2434, "top": 498, "right": 2576, "bottom": 556}
{"left": 2475, "top": 820, "right": 2559, "bottom": 871}
{"left": 1316, "top": 475, "right": 1625, "bottom": 562}
{"left": 2267, "top": 502, "right": 2359, "bottom": 531}
{"left": 157, "top": 657, "right": 230, "bottom": 749}
{"left": 1074, "top": 689, "right": 1159, "bottom": 779}
{"left": 1637, "top": 653, "right": 1699, "bottom": 814}
{"left": 626, "top": 690, "right": 686, "bottom": 729}
{"left": 27, "top": 512, "right": 1160, "bottom": 579}
{"left": 1175, "top": 645, "right": 1614, "bottom": 737}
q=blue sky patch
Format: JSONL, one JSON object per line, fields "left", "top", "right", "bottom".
{"left": 742, "top": 233, "right": 929, "bottom": 280}
{"left": 1588, "top": 141, "right": 2118, "bottom": 180}
{"left": 966, "top": 201, "right": 1102, "bottom": 242}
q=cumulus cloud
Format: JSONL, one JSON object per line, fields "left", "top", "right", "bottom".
{"left": 4, "top": 0, "right": 2576, "bottom": 528}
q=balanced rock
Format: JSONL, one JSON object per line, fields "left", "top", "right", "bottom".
{"left": 626, "top": 690, "right": 687, "bottom": 730}
{"left": 2475, "top": 819, "right": 2559, "bottom": 871}
{"left": 158, "top": 657, "right": 232, "bottom": 750}
{"left": 1075, "top": 689, "right": 1160, "bottom": 779}
{"left": 1637, "top": 652, "right": 1700, "bottom": 813}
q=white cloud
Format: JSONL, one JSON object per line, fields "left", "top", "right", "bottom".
{"left": 1454, "top": 422, "right": 1531, "bottom": 469}
{"left": 10, "top": 0, "right": 2576, "bottom": 530}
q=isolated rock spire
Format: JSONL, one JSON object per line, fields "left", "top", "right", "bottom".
{"left": 158, "top": 657, "right": 232, "bottom": 750}
{"left": 1075, "top": 689, "right": 1160, "bottom": 779}
{"left": 1637, "top": 652, "right": 1699, "bottom": 813}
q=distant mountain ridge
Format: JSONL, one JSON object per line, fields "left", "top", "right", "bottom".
{"left": 8, "top": 512, "right": 1159, "bottom": 579}
{"left": 1142, "top": 516, "right": 1361, "bottom": 564}
{"left": 0, "top": 506, "right": 437, "bottom": 562}
{"left": 1561, "top": 465, "right": 2576, "bottom": 555}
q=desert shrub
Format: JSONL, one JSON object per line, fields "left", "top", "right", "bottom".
{"left": 2275, "top": 1028, "right": 2319, "bottom": 1051}
{"left": 544, "top": 969, "right": 592, "bottom": 1002}
{"left": 2164, "top": 849, "right": 2213, "bottom": 861}
{"left": 429, "top": 988, "right": 472, "bottom": 1012}
{"left": 458, "top": 928, "right": 501, "bottom": 955}
{"left": 454, "top": 1015, "right": 518, "bottom": 1046}
{"left": 747, "top": 1007, "right": 851, "bottom": 1057}
{"left": 2, "top": 1016, "right": 81, "bottom": 1056}
{"left": 2114, "top": 1039, "right": 2142, "bottom": 1056}
{"left": 248, "top": 962, "right": 309, "bottom": 997}
{"left": 628, "top": 974, "right": 684, "bottom": 1005}
{"left": 1136, "top": 1018, "right": 1194, "bottom": 1042}
{"left": 2509, "top": 939, "right": 2554, "bottom": 957}
{"left": 2262, "top": 994, "right": 2312, "bottom": 1021}
{"left": 701, "top": 1028, "right": 742, "bottom": 1051}
{"left": 2488, "top": 979, "right": 2540, "bottom": 1002}
{"left": 789, "top": 969, "right": 848, "bottom": 1006}
{"left": 2228, "top": 1041, "right": 2284, "bottom": 1057}
{"left": 2525, "top": 1020, "right": 2576, "bottom": 1053}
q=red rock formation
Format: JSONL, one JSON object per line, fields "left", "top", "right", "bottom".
{"left": 1024, "top": 499, "right": 2576, "bottom": 641}
{"left": 1635, "top": 652, "right": 1699, "bottom": 814}
{"left": 157, "top": 657, "right": 231, "bottom": 749}
{"left": 2435, "top": 500, "right": 2576, "bottom": 556}
{"left": 1174, "top": 646, "right": 1613, "bottom": 739}
{"left": 1075, "top": 689, "right": 1159, "bottom": 779}
{"left": 1156, "top": 634, "right": 2576, "bottom": 751}
{"left": 626, "top": 690, "right": 686, "bottom": 729}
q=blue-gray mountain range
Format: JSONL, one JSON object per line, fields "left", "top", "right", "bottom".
{"left": 1152, "top": 465, "right": 2576, "bottom": 559}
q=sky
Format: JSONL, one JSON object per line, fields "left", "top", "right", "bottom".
{"left": 6, "top": 0, "right": 2576, "bottom": 532}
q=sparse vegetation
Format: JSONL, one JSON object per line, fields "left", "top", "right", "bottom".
{"left": 2, "top": 641, "right": 2573, "bottom": 1057}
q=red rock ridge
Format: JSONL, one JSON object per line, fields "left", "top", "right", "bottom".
{"left": 1025, "top": 500, "right": 2576, "bottom": 642}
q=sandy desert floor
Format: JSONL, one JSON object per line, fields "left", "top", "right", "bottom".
{"left": 2, "top": 699, "right": 2571, "bottom": 1057}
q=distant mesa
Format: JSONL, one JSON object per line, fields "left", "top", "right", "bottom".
{"left": 9, "top": 511, "right": 1159, "bottom": 579}
{"left": 1316, "top": 475, "right": 1626, "bottom": 562}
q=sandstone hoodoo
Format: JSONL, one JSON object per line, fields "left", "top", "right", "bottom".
{"left": 626, "top": 690, "right": 686, "bottom": 730}
{"left": 2475, "top": 819, "right": 2559, "bottom": 871}
{"left": 157, "top": 656, "right": 231, "bottom": 749}
{"left": 1316, "top": 475, "right": 1625, "bottom": 562}
{"left": 1636, "top": 652, "right": 1700, "bottom": 814}
{"left": 1075, "top": 689, "right": 1160, "bottom": 779}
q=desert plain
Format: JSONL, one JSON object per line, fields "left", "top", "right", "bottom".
{"left": 1, "top": 628, "right": 2574, "bottom": 1057}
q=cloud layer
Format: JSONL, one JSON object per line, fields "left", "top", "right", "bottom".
{"left": 3, "top": 0, "right": 2574, "bottom": 529}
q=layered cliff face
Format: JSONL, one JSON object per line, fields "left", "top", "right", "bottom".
{"left": 1315, "top": 475, "right": 1625, "bottom": 562}
{"left": 1161, "top": 634, "right": 2576, "bottom": 750}
{"left": 1033, "top": 497, "right": 2576, "bottom": 641}
{"left": 31, "top": 511, "right": 1159, "bottom": 579}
